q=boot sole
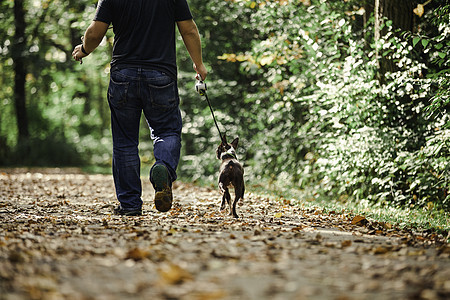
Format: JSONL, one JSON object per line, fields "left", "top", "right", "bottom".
{"left": 152, "top": 164, "right": 172, "bottom": 212}
{"left": 154, "top": 190, "right": 172, "bottom": 212}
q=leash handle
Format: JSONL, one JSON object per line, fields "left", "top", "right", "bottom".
{"left": 195, "top": 76, "right": 207, "bottom": 96}
{"left": 194, "top": 75, "right": 225, "bottom": 143}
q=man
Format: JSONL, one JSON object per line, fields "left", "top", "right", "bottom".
{"left": 72, "top": 0, "right": 207, "bottom": 216}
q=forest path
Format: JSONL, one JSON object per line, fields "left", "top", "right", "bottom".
{"left": 1, "top": 169, "right": 449, "bottom": 300}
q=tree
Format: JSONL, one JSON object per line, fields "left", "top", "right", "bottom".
{"left": 375, "top": 0, "right": 417, "bottom": 78}
{"left": 12, "top": 0, "right": 29, "bottom": 141}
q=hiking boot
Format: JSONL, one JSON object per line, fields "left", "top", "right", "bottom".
{"left": 151, "top": 164, "right": 172, "bottom": 212}
{"left": 113, "top": 205, "right": 142, "bottom": 216}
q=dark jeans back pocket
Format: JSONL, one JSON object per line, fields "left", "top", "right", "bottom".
{"left": 108, "top": 75, "right": 130, "bottom": 109}
{"left": 148, "top": 80, "right": 178, "bottom": 111}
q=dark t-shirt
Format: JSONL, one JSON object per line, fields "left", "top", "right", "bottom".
{"left": 94, "top": 0, "right": 193, "bottom": 79}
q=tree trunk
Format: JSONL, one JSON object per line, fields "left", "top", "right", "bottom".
{"left": 375, "top": 0, "right": 424, "bottom": 149}
{"left": 375, "top": 0, "right": 416, "bottom": 80}
{"left": 379, "top": 0, "right": 415, "bottom": 31}
{"left": 13, "top": 0, "right": 29, "bottom": 141}
{"left": 374, "top": 0, "right": 381, "bottom": 70}
{"left": 68, "top": 0, "right": 92, "bottom": 119}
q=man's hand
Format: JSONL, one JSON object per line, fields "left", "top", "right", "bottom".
{"left": 72, "top": 44, "right": 88, "bottom": 64}
{"left": 72, "top": 21, "right": 109, "bottom": 64}
{"left": 194, "top": 63, "right": 208, "bottom": 81}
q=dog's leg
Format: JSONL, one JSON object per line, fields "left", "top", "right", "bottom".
{"left": 223, "top": 189, "right": 232, "bottom": 215}
{"left": 218, "top": 182, "right": 226, "bottom": 194}
{"left": 219, "top": 182, "right": 227, "bottom": 211}
{"left": 238, "top": 182, "right": 245, "bottom": 206}
{"left": 220, "top": 194, "right": 226, "bottom": 211}
{"left": 231, "top": 192, "right": 239, "bottom": 218}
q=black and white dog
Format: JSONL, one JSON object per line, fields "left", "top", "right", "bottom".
{"left": 216, "top": 135, "right": 245, "bottom": 218}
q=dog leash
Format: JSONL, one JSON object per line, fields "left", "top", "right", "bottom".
{"left": 195, "top": 76, "right": 225, "bottom": 143}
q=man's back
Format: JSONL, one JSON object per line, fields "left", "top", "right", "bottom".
{"left": 94, "top": 0, "right": 193, "bottom": 78}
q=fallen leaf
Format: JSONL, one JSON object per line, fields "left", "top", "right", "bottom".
{"left": 373, "top": 246, "right": 389, "bottom": 255}
{"left": 351, "top": 215, "right": 368, "bottom": 226}
{"left": 341, "top": 240, "right": 352, "bottom": 248}
{"left": 408, "top": 250, "right": 426, "bottom": 256}
{"left": 193, "top": 291, "right": 227, "bottom": 300}
{"left": 438, "top": 245, "right": 450, "bottom": 255}
{"left": 291, "top": 226, "right": 304, "bottom": 231}
{"left": 125, "top": 247, "right": 149, "bottom": 261}
{"left": 159, "top": 263, "right": 192, "bottom": 285}
{"left": 381, "top": 222, "right": 392, "bottom": 230}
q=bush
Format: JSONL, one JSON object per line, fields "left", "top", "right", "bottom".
{"left": 210, "top": 0, "right": 450, "bottom": 210}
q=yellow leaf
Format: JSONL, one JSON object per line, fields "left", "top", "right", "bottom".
{"left": 274, "top": 212, "right": 283, "bottom": 218}
{"left": 413, "top": 4, "right": 424, "bottom": 17}
{"left": 236, "top": 54, "right": 250, "bottom": 62}
{"left": 217, "top": 53, "right": 236, "bottom": 62}
{"left": 159, "top": 263, "right": 192, "bottom": 285}
{"left": 300, "top": 0, "right": 311, "bottom": 6}
{"left": 260, "top": 55, "right": 275, "bottom": 66}
{"left": 276, "top": 56, "right": 288, "bottom": 65}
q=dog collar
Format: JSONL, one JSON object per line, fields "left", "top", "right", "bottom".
{"left": 221, "top": 152, "right": 237, "bottom": 160}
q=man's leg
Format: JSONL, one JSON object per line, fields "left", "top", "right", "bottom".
{"left": 151, "top": 133, "right": 182, "bottom": 185}
{"left": 108, "top": 68, "right": 143, "bottom": 214}
{"left": 142, "top": 70, "right": 182, "bottom": 212}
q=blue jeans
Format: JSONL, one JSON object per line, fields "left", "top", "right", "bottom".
{"left": 107, "top": 67, "right": 182, "bottom": 210}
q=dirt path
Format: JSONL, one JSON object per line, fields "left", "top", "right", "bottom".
{"left": 1, "top": 169, "right": 449, "bottom": 300}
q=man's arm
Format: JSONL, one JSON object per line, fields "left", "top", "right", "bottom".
{"left": 177, "top": 19, "right": 208, "bottom": 80}
{"left": 72, "top": 21, "right": 109, "bottom": 63}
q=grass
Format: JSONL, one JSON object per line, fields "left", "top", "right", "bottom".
{"left": 247, "top": 181, "right": 450, "bottom": 238}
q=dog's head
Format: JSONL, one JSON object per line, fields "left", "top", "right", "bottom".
{"left": 216, "top": 135, "right": 239, "bottom": 160}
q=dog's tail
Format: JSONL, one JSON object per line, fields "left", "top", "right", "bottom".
{"left": 225, "top": 160, "right": 235, "bottom": 169}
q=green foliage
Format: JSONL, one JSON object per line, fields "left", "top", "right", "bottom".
{"left": 1, "top": 0, "right": 448, "bottom": 213}
{"left": 419, "top": 3, "right": 450, "bottom": 125}
{"left": 1, "top": 0, "right": 112, "bottom": 166}
{"left": 210, "top": 0, "right": 449, "bottom": 210}
{"left": 176, "top": 0, "right": 259, "bottom": 181}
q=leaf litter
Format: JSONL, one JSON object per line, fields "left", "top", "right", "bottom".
{"left": 0, "top": 169, "right": 449, "bottom": 299}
